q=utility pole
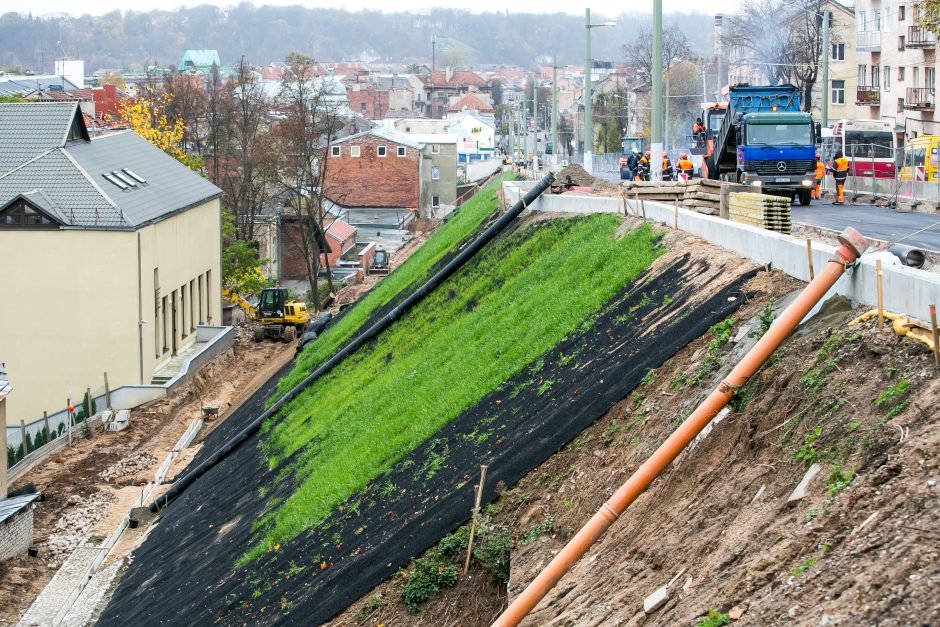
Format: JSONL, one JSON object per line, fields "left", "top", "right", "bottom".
{"left": 714, "top": 15, "right": 723, "bottom": 101}
{"left": 584, "top": 8, "right": 594, "bottom": 174}
{"left": 552, "top": 55, "right": 558, "bottom": 168}
{"left": 821, "top": 10, "right": 830, "bottom": 127}
{"left": 432, "top": 34, "right": 436, "bottom": 74}
{"left": 533, "top": 71, "right": 539, "bottom": 171}
{"left": 651, "top": 0, "right": 663, "bottom": 181}
{"left": 509, "top": 102, "right": 515, "bottom": 165}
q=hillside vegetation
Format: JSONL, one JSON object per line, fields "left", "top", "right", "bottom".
{"left": 248, "top": 215, "right": 664, "bottom": 562}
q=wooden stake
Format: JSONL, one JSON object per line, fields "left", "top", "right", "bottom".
{"left": 805, "top": 239, "right": 815, "bottom": 280}
{"left": 43, "top": 411, "right": 50, "bottom": 441}
{"left": 104, "top": 372, "right": 112, "bottom": 411}
{"left": 464, "top": 464, "right": 488, "bottom": 575}
{"left": 930, "top": 304, "right": 939, "bottom": 368}
{"left": 673, "top": 198, "right": 679, "bottom": 229}
{"left": 19, "top": 419, "right": 27, "bottom": 459}
{"left": 876, "top": 260, "right": 884, "bottom": 331}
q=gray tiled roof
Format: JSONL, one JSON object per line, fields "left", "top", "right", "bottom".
{"left": 0, "top": 103, "right": 222, "bottom": 230}
{"left": 0, "top": 75, "right": 81, "bottom": 98}
{"left": 0, "top": 102, "right": 80, "bottom": 175}
{"left": 0, "top": 494, "right": 40, "bottom": 525}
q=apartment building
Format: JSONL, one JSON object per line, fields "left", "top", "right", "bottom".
{"left": 855, "top": 0, "right": 938, "bottom": 141}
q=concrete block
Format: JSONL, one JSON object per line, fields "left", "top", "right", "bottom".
{"left": 787, "top": 463, "right": 822, "bottom": 505}
{"left": 643, "top": 585, "right": 669, "bottom": 614}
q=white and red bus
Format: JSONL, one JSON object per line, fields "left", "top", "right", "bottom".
{"left": 822, "top": 119, "right": 897, "bottom": 178}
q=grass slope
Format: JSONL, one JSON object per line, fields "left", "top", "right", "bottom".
{"left": 245, "top": 215, "right": 664, "bottom": 564}
{"left": 276, "top": 173, "right": 515, "bottom": 396}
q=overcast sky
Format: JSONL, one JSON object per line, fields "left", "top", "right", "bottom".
{"left": 26, "top": 0, "right": 744, "bottom": 18}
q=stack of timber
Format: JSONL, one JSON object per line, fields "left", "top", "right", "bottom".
{"left": 622, "top": 179, "right": 722, "bottom": 215}
{"left": 728, "top": 192, "right": 792, "bottom": 234}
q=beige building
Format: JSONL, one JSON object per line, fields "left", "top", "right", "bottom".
{"left": 855, "top": 0, "right": 938, "bottom": 140}
{"left": 0, "top": 102, "right": 223, "bottom": 426}
{"left": 1, "top": 360, "right": 10, "bottom": 493}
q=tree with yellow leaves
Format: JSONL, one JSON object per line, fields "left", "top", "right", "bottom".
{"left": 117, "top": 93, "right": 204, "bottom": 172}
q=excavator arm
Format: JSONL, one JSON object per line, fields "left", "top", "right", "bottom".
{"left": 221, "top": 288, "right": 259, "bottom": 321}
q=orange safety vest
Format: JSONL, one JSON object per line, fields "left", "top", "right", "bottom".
{"left": 834, "top": 156, "right": 849, "bottom": 172}
{"left": 677, "top": 158, "right": 694, "bottom": 172}
{"left": 692, "top": 123, "right": 705, "bottom": 134}
{"left": 815, "top": 160, "right": 825, "bottom": 179}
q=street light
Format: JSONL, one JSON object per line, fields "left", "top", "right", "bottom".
{"left": 584, "top": 8, "right": 617, "bottom": 175}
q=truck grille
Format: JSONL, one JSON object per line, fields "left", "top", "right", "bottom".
{"left": 749, "top": 159, "right": 814, "bottom": 175}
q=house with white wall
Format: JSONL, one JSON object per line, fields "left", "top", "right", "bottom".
{"left": 446, "top": 110, "right": 496, "bottom": 162}
{"left": 0, "top": 102, "right": 223, "bottom": 428}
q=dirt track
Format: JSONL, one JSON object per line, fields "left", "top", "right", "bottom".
{"left": 0, "top": 335, "right": 290, "bottom": 626}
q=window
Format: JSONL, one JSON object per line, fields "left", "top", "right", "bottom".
{"left": 431, "top": 144, "right": 440, "bottom": 154}
{"left": 874, "top": 8, "right": 881, "bottom": 30}
{"left": 432, "top": 195, "right": 440, "bottom": 208}
{"left": 859, "top": 65, "right": 867, "bottom": 87}
{"left": 350, "top": 146, "right": 361, "bottom": 157}
{"left": 898, "top": 97, "right": 905, "bottom": 113}
{"left": 377, "top": 145, "right": 387, "bottom": 157}
{"left": 899, "top": 35, "right": 906, "bottom": 49}
{"left": 180, "top": 286, "right": 187, "bottom": 338}
{"left": 360, "top": 102, "right": 366, "bottom": 113}
{"left": 197, "top": 275, "right": 204, "bottom": 325}
{"left": 397, "top": 146, "right": 406, "bottom": 157}
{"left": 872, "top": 65, "right": 881, "bottom": 89}
{"left": 161, "top": 295, "right": 168, "bottom": 354}
{"left": 0, "top": 199, "right": 57, "bottom": 227}
{"left": 431, "top": 166, "right": 440, "bottom": 180}
{"left": 928, "top": 68, "right": 937, "bottom": 93}
{"left": 205, "top": 270, "right": 212, "bottom": 324}
{"left": 914, "top": 66, "right": 921, "bottom": 87}
{"left": 831, "top": 43, "right": 845, "bottom": 61}
{"left": 189, "top": 280, "right": 195, "bottom": 332}
{"left": 831, "top": 80, "right": 846, "bottom": 105}
{"left": 885, "top": 66, "right": 892, "bottom": 90}
{"left": 899, "top": 66, "right": 906, "bottom": 81}
{"left": 899, "top": 4, "right": 906, "bottom": 20}
{"left": 331, "top": 146, "right": 341, "bottom": 157}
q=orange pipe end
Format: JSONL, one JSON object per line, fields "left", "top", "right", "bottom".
{"left": 493, "top": 228, "right": 866, "bottom": 627}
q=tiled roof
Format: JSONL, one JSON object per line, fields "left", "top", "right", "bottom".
{"left": 0, "top": 75, "right": 81, "bottom": 97}
{"left": 447, "top": 92, "right": 493, "bottom": 113}
{"left": 333, "top": 127, "right": 423, "bottom": 150}
{"left": 325, "top": 218, "right": 356, "bottom": 243}
{"left": 0, "top": 494, "right": 40, "bottom": 525}
{"left": 0, "top": 102, "right": 82, "bottom": 175}
{"left": 0, "top": 103, "right": 222, "bottom": 230}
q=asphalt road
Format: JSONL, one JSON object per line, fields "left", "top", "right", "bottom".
{"left": 791, "top": 200, "right": 940, "bottom": 253}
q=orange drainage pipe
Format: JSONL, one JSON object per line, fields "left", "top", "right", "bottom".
{"left": 492, "top": 227, "right": 868, "bottom": 627}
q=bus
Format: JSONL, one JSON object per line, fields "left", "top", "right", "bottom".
{"left": 822, "top": 119, "right": 896, "bottom": 178}
{"left": 898, "top": 135, "right": 940, "bottom": 182}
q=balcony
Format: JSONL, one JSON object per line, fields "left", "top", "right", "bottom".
{"left": 907, "top": 26, "right": 937, "bottom": 48}
{"left": 857, "top": 30, "right": 883, "bottom": 51}
{"left": 856, "top": 86, "right": 881, "bottom": 106}
{"left": 905, "top": 87, "right": 935, "bottom": 110}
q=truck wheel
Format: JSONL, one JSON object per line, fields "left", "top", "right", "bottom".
{"left": 252, "top": 330, "right": 264, "bottom": 343}
{"left": 283, "top": 325, "right": 297, "bottom": 343}
{"left": 799, "top": 189, "right": 812, "bottom": 206}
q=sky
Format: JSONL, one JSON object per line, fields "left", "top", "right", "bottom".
{"left": 24, "top": 0, "right": 744, "bottom": 18}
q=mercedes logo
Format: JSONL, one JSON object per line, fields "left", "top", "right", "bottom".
{"left": 776, "top": 161, "right": 787, "bottom": 172}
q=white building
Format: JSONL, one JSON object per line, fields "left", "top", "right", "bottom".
{"left": 854, "top": 0, "right": 938, "bottom": 141}
{"left": 446, "top": 110, "right": 496, "bottom": 162}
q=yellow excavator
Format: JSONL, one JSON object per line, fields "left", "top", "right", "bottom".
{"left": 222, "top": 287, "right": 310, "bottom": 343}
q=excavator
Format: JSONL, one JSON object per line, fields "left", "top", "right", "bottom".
{"left": 222, "top": 287, "right": 310, "bottom": 343}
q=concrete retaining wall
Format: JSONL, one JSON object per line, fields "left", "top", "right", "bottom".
{"left": 0, "top": 508, "right": 33, "bottom": 561}
{"left": 504, "top": 181, "right": 940, "bottom": 324}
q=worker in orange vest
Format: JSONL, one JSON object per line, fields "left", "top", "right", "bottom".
{"left": 813, "top": 153, "right": 826, "bottom": 199}
{"left": 662, "top": 152, "right": 674, "bottom": 181}
{"left": 636, "top": 150, "right": 651, "bottom": 181}
{"left": 677, "top": 153, "right": 694, "bottom": 181}
{"left": 828, "top": 150, "right": 849, "bottom": 205}
{"left": 692, "top": 118, "right": 706, "bottom": 146}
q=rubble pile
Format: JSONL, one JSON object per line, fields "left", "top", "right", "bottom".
{"left": 97, "top": 452, "right": 157, "bottom": 483}
{"left": 43, "top": 492, "right": 118, "bottom": 566}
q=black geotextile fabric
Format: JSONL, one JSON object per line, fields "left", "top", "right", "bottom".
{"left": 98, "top": 254, "right": 758, "bottom": 626}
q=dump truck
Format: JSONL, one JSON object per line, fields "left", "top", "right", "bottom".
{"left": 222, "top": 287, "right": 310, "bottom": 342}
{"left": 705, "top": 84, "right": 820, "bottom": 206}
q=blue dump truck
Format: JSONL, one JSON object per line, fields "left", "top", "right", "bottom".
{"left": 705, "top": 85, "right": 821, "bottom": 206}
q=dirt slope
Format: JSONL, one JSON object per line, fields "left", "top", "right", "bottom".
{"left": 334, "top": 277, "right": 939, "bottom": 626}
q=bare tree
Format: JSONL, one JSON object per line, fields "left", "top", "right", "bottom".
{"left": 622, "top": 25, "right": 694, "bottom": 83}
{"left": 273, "top": 52, "right": 342, "bottom": 309}
{"left": 722, "top": 0, "right": 830, "bottom": 112}
{"left": 162, "top": 72, "right": 208, "bottom": 151}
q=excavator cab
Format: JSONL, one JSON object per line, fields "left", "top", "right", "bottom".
{"left": 258, "top": 288, "right": 290, "bottom": 320}
{"left": 222, "top": 286, "right": 310, "bottom": 344}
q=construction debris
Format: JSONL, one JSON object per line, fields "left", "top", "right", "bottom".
{"left": 728, "top": 192, "right": 792, "bottom": 234}
{"left": 44, "top": 492, "right": 117, "bottom": 566}
{"left": 787, "top": 462, "right": 822, "bottom": 505}
{"left": 554, "top": 164, "right": 619, "bottom": 194}
{"left": 643, "top": 586, "right": 670, "bottom": 613}
{"left": 97, "top": 452, "right": 157, "bottom": 483}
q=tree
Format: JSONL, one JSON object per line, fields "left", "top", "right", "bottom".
{"left": 487, "top": 78, "right": 503, "bottom": 106}
{"left": 272, "top": 52, "right": 342, "bottom": 309}
{"left": 117, "top": 93, "right": 203, "bottom": 171}
{"left": 722, "top": 0, "right": 830, "bottom": 112}
{"left": 918, "top": 0, "right": 940, "bottom": 36}
{"left": 622, "top": 24, "right": 693, "bottom": 84}
{"left": 221, "top": 207, "right": 268, "bottom": 295}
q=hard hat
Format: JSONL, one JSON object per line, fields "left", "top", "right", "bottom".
{"left": 816, "top": 153, "right": 821, "bottom": 159}
{"left": 632, "top": 148, "right": 639, "bottom": 154}
{"left": 663, "top": 151, "right": 668, "bottom": 157}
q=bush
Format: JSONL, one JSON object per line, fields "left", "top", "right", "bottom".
{"left": 401, "top": 550, "right": 459, "bottom": 613}
{"left": 472, "top": 519, "right": 512, "bottom": 582}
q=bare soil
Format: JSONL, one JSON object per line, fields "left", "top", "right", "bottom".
{"left": 330, "top": 270, "right": 940, "bottom": 626}
{"left": 0, "top": 336, "right": 290, "bottom": 626}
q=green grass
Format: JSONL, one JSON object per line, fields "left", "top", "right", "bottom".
{"left": 276, "top": 173, "right": 518, "bottom": 397}
{"left": 241, "top": 215, "right": 664, "bottom": 564}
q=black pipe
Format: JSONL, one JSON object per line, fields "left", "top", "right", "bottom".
{"left": 888, "top": 244, "right": 927, "bottom": 269}
{"left": 150, "top": 173, "right": 554, "bottom": 512}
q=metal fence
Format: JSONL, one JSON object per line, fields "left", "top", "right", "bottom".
{"left": 818, "top": 143, "right": 940, "bottom": 208}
